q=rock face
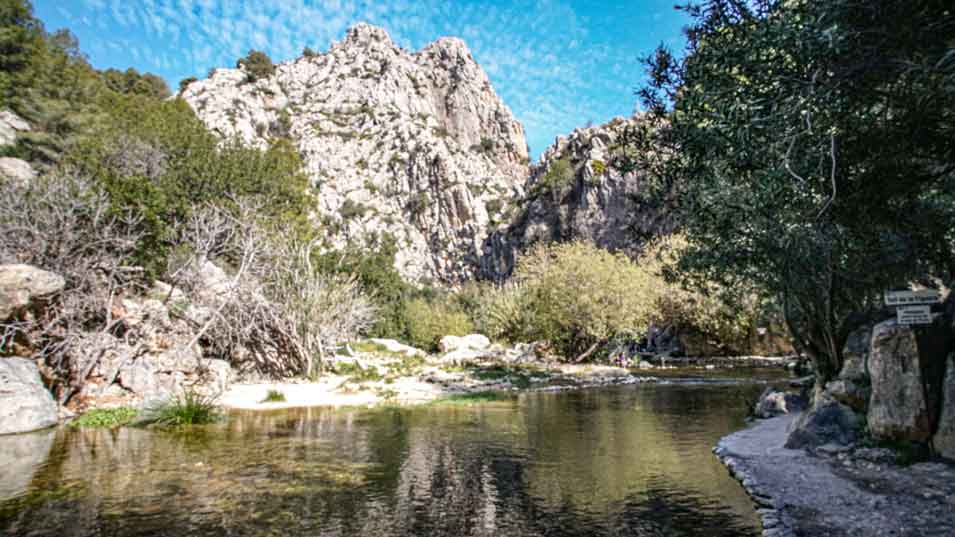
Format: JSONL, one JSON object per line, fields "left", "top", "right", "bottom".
{"left": 481, "top": 116, "right": 673, "bottom": 280}
{"left": 0, "top": 358, "right": 59, "bottom": 435}
{"left": 0, "top": 264, "right": 65, "bottom": 321}
{"left": 867, "top": 319, "right": 932, "bottom": 443}
{"left": 934, "top": 353, "right": 955, "bottom": 460}
{"left": 183, "top": 23, "right": 528, "bottom": 284}
{"left": 438, "top": 333, "right": 491, "bottom": 353}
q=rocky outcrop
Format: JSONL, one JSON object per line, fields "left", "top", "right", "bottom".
{"left": 481, "top": 115, "right": 672, "bottom": 280}
{"left": 934, "top": 353, "right": 955, "bottom": 460}
{"left": 0, "top": 109, "right": 29, "bottom": 147}
{"left": 0, "top": 358, "right": 59, "bottom": 435}
{"left": 183, "top": 23, "right": 527, "bottom": 284}
{"left": 0, "top": 264, "right": 65, "bottom": 321}
{"left": 866, "top": 319, "right": 933, "bottom": 443}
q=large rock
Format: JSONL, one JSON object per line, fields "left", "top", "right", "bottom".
{"left": 183, "top": 23, "right": 528, "bottom": 284}
{"left": 0, "top": 264, "right": 65, "bottom": 320}
{"left": 785, "top": 394, "right": 861, "bottom": 449}
{"left": 867, "top": 319, "right": 932, "bottom": 443}
{"left": 0, "top": 109, "right": 29, "bottom": 147}
{"left": 753, "top": 387, "right": 807, "bottom": 419}
{"left": 438, "top": 334, "right": 491, "bottom": 353}
{"left": 0, "top": 157, "right": 35, "bottom": 186}
{"left": 934, "top": 353, "right": 955, "bottom": 460}
{"left": 0, "top": 358, "right": 59, "bottom": 435}
{"left": 839, "top": 323, "right": 872, "bottom": 383}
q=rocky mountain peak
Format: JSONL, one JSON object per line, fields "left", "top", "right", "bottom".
{"left": 339, "top": 22, "right": 398, "bottom": 51}
{"left": 184, "top": 26, "right": 529, "bottom": 284}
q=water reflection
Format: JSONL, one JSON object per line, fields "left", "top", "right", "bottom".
{"left": 1, "top": 383, "right": 765, "bottom": 537}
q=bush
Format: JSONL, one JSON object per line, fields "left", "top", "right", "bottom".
{"left": 260, "top": 389, "right": 286, "bottom": 403}
{"left": 178, "top": 76, "right": 197, "bottom": 94}
{"left": 404, "top": 298, "right": 473, "bottom": 352}
{"left": 236, "top": 49, "right": 274, "bottom": 81}
{"left": 302, "top": 46, "right": 317, "bottom": 58}
{"left": 511, "top": 241, "right": 657, "bottom": 359}
{"left": 147, "top": 390, "right": 221, "bottom": 427}
{"left": 69, "top": 407, "right": 138, "bottom": 428}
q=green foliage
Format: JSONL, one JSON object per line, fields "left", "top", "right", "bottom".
{"left": 69, "top": 407, "right": 138, "bottom": 428}
{"left": 637, "top": 0, "right": 955, "bottom": 379}
{"left": 260, "top": 389, "right": 286, "bottom": 403}
{"left": 509, "top": 241, "right": 658, "bottom": 359}
{"left": 333, "top": 361, "right": 383, "bottom": 382}
{"left": 237, "top": 49, "right": 274, "bottom": 81}
{"left": 146, "top": 390, "right": 221, "bottom": 427}
{"left": 178, "top": 76, "right": 197, "bottom": 94}
{"left": 68, "top": 96, "right": 311, "bottom": 276}
{"left": 473, "top": 137, "right": 495, "bottom": 153}
{"left": 532, "top": 156, "right": 575, "bottom": 200}
{"left": 404, "top": 297, "right": 473, "bottom": 352}
{"left": 100, "top": 67, "right": 170, "bottom": 99}
{"left": 302, "top": 46, "right": 318, "bottom": 58}
{"left": 406, "top": 191, "right": 429, "bottom": 217}
{"left": 0, "top": 0, "right": 44, "bottom": 108}
{"left": 339, "top": 198, "right": 369, "bottom": 220}
{"left": 590, "top": 159, "right": 606, "bottom": 176}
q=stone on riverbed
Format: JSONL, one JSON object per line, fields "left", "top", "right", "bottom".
{"left": 753, "top": 387, "right": 806, "bottom": 419}
{"left": 0, "top": 358, "right": 59, "bottom": 435}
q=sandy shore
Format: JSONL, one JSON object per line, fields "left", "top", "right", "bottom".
{"left": 219, "top": 362, "right": 643, "bottom": 411}
{"left": 714, "top": 414, "right": 955, "bottom": 536}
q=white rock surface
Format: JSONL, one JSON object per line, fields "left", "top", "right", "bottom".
{"left": 183, "top": 23, "right": 528, "bottom": 284}
{"left": 0, "top": 264, "right": 65, "bottom": 320}
{"left": 0, "top": 109, "right": 29, "bottom": 147}
{"left": 0, "top": 157, "right": 35, "bottom": 185}
{"left": 438, "top": 333, "right": 491, "bottom": 353}
{"left": 0, "top": 358, "right": 59, "bottom": 435}
{"left": 366, "top": 338, "right": 426, "bottom": 357}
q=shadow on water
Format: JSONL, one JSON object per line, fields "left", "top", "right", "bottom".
{"left": 0, "top": 382, "right": 771, "bottom": 536}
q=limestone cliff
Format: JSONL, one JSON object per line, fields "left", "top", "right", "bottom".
{"left": 481, "top": 115, "right": 673, "bottom": 280}
{"left": 182, "top": 23, "right": 528, "bottom": 284}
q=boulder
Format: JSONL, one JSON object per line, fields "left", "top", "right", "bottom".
{"left": 366, "top": 338, "right": 426, "bottom": 357}
{"left": 0, "top": 358, "right": 59, "bottom": 435}
{"left": 438, "top": 334, "right": 491, "bottom": 353}
{"left": 867, "top": 319, "right": 932, "bottom": 443}
{"left": 785, "top": 394, "right": 861, "bottom": 449}
{"left": 0, "top": 264, "right": 65, "bottom": 320}
{"left": 753, "top": 387, "right": 807, "bottom": 419}
{"left": 839, "top": 323, "right": 872, "bottom": 383}
{"left": 825, "top": 379, "right": 869, "bottom": 412}
{"left": 0, "top": 157, "right": 35, "bottom": 186}
{"left": 933, "top": 353, "right": 955, "bottom": 460}
{"left": 0, "top": 109, "right": 29, "bottom": 147}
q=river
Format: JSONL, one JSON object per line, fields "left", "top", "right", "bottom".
{"left": 1, "top": 377, "right": 783, "bottom": 536}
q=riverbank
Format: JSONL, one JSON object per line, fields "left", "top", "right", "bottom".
{"left": 219, "top": 361, "right": 652, "bottom": 410}
{"left": 714, "top": 414, "right": 955, "bottom": 537}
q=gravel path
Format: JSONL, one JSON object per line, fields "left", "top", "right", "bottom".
{"left": 714, "top": 414, "right": 955, "bottom": 536}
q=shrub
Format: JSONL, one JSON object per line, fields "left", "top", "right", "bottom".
{"left": 260, "top": 389, "right": 286, "bottom": 403}
{"left": 178, "top": 76, "right": 197, "bottom": 94}
{"left": 533, "top": 157, "right": 575, "bottom": 202}
{"left": 512, "top": 241, "right": 658, "bottom": 359}
{"left": 302, "top": 46, "right": 317, "bottom": 58}
{"left": 404, "top": 298, "right": 473, "bottom": 352}
{"left": 236, "top": 49, "right": 274, "bottom": 81}
{"left": 147, "top": 390, "right": 221, "bottom": 427}
{"left": 339, "top": 199, "right": 368, "bottom": 220}
{"left": 69, "top": 407, "right": 138, "bottom": 428}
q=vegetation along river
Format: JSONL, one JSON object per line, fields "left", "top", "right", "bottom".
{"left": 0, "top": 377, "right": 788, "bottom": 537}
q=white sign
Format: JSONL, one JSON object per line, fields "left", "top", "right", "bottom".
{"left": 884, "top": 289, "right": 942, "bottom": 307}
{"left": 897, "top": 305, "right": 933, "bottom": 325}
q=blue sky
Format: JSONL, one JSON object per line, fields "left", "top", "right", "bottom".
{"left": 34, "top": 1, "right": 689, "bottom": 158}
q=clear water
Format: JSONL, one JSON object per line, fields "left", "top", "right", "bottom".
{"left": 0, "top": 381, "right": 774, "bottom": 537}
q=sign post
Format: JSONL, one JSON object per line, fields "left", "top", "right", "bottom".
{"left": 885, "top": 289, "right": 940, "bottom": 325}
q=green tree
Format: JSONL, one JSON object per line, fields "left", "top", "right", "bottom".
{"left": 635, "top": 0, "right": 955, "bottom": 380}
{"left": 237, "top": 49, "right": 275, "bottom": 82}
